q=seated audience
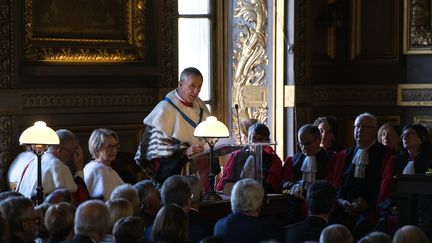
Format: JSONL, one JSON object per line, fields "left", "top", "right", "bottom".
{"left": 377, "top": 122, "right": 402, "bottom": 153}
{"left": 239, "top": 118, "right": 258, "bottom": 144}
{"left": 185, "top": 176, "right": 213, "bottom": 234}
{"left": 319, "top": 224, "right": 353, "bottom": 243}
{"left": 313, "top": 116, "right": 344, "bottom": 153}
{"left": 0, "top": 196, "right": 38, "bottom": 243}
{"left": 217, "top": 123, "right": 282, "bottom": 193}
{"left": 17, "top": 129, "right": 86, "bottom": 202}
{"left": 44, "top": 188, "right": 72, "bottom": 205}
{"left": 214, "top": 178, "right": 272, "bottom": 243}
{"left": 44, "top": 202, "right": 76, "bottom": 243}
{"left": 84, "top": 128, "right": 124, "bottom": 201}
{"left": 393, "top": 225, "right": 429, "bottom": 243}
{"left": 283, "top": 180, "right": 336, "bottom": 243}
{"left": 134, "top": 179, "right": 161, "bottom": 227}
{"left": 103, "top": 198, "right": 134, "bottom": 243}
{"left": 357, "top": 231, "right": 391, "bottom": 243}
{"left": 0, "top": 191, "right": 23, "bottom": 201}
{"left": 110, "top": 183, "right": 140, "bottom": 215}
{"left": 35, "top": 203, "right": 50, "bottom": 243}
{"left": 113, "top": 216, "right": 145, "bottom": 243}
{"left": 333, "top": 113, "right": 394, "bottom": 240}
{"left": 62, "top": 200, "right": 110, "bottom": 243}
{"left": 152, "top": 203, "right": 191, "bottom": 243}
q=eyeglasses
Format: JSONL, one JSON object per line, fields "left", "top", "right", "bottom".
{"left": 102, "top": 144, "right": 120, "bottom": 151}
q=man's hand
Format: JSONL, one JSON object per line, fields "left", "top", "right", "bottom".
{"left": 338, "top": 197, "right": 368, "bottom": 215}
{"left": 74, "top": 145, "right": 84, "bottom": 171}
{"left": 185, "top": 145, "right": 204, "bottom": 157}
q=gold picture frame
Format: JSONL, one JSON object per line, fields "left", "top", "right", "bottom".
{"left": 24, "top": 0, "right": 147, "bottom": 62}
{"left": 397, "top": 84, "right": 432, "bottom": 106}
{"left": 403, "top": 0, "right": 432, "bottom": 54}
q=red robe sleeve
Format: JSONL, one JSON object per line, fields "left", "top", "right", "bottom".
{"left": 216, "top": 151, "right": 240, "bottom": 191}
{"left": 325, "top": 149, "right": 348, "bottom": 188}
{"left": 263, "top": 147, "right": 283, "bottom": 193}
{"left": 377, "top": 152, "right": 396, "bottom": 204}
{"left": 281, "top": 156, "right": 295, "bottom": 183}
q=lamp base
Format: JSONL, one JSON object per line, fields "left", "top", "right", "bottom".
{"left": 204, "top": 190, "right": 222, "bottom": 201}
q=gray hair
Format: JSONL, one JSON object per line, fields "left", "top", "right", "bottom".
{"left": 319, "top": 224, "right": 353, "bottom": 243}
{"left": 88, "top": 128, "right": 119, "bottom": 159}
{"left": 0, "top": 196, "right": 34, "bottom": 233}
{"left": 74, "top": 200, "right": 110, "bottom": 238}
{"left": 110, "top": 184, "right": 139, "bottom": 210}
{"left": 393, "top": 225, "right": 429, "bottom": 243}
{"left": 160, "top": 175, "right": 191, "bottom": 207}
{"left": 230, "top": 178, "right": 264, "bottom": 213}
{"left": 47, "top": 129, "right": 79, "bottom": 152}
{"left": 355, "top": 113, "right": 378, "bottom": 128}
{"left": 179, "top": 67, "right": 202, "bottom": 82}
{"left": 298, "top": 124, "right": 321, "bottom": 138}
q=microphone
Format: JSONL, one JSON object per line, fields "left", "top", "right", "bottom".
{"left": 235, "top": 104, "right": 242, "bottom": 144}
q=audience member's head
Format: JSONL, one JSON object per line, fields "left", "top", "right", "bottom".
{"left": 184, "top": 176, "right": 204, "bottom": 210}
{"left": 74, "top": 199, "right": 110, "bottom": 242}
{"left": 134, "top": 179, "right": 161, "bottom": 218}
{"left": 35, "top": 203, "right": 50, "bottom": 241}
{"left": 313, "top": 116, "right": 339, "bottom": 150}
{"left": 152, "top": 203, "right": 189, "bottom": 242}
{"left": 0, "top": 214, "right": 10, "bottom": 243}
{"left": 106, "top": 198, "right": 134, "bottom": 232}
{"left": 199, "top": 236, "right": 225, "bottom": 243}
{"left": 240, "top": 118, "right": 258, "bottom": 143}
{"left": 319, "top": 224, "right": 353, "bottom": 243}
{"left": 393, "top": 225, "right": 429, "bottom": 243}
{"left": 231, "top": 178, "right": 264, "bottom": 216}
{"left": 358, "top": 231, "right": 391, "bottom": 243}
{"left": 113, "top": 216, "right": 145, "bottom": 243}
{"left": 0, "top": 196, "right": 37, "bottom": 242}
{"left": 354, "top": 113, "right": 378, "bottom": 148}
{"left": 160, "top": 175, "right": 191, "bottom": 211}
{"left": 248, "top": 122, "right": 271, "bottom": 143}
{"left": 401, "top": 123, "right": 431, "bottom": 156}
{"left": 377, "top": 122, "right": 401, "bottom": 151}
{"left": 298, "top": 124, "right": 321, "bottom": 156}
{"left": 110, "top": 183, "right": 140, "bottom": 215}
{"left": 306, "top": 180, "right": 336, "bottom": 217}
{"left": 44, "top": 188, "right": 72, "bottom": 205}
{"left": 0, "top": 191, "right": 23, "bottom": 201}
{"left": 45, "top": 202, "right": 76, "bottom": 241}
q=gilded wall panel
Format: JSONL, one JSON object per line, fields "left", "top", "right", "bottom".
{"left": 0, "top": 116, "right": 13, "bottom": 191}
{"left": 0, "top": 1, "right": 14, "bottom": 88}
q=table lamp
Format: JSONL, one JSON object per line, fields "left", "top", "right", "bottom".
{"left": 19, "top": 121, "right": 59, "bottom": 204}
{"left": 194, "top": 116, "right": 229, "bottom": 200}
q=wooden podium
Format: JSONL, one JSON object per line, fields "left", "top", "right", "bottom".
{"left": 396, "top": 174, "right": 432, "bottom": 226}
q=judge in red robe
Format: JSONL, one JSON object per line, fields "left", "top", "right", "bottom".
{"left": 216, "top": 123, "right": 282, "bottom": 193}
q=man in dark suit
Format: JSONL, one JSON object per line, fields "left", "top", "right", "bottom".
{"left": 214, "top": 178, "right": 272, "bottom": 243}
{"left": 283, "top": 180, "right": 336, "bottom": 243}
{"left": 63, "top": 200, "right": 110, "bottom": 243}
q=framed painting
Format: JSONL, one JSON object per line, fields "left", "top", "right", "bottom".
{"left": 404, "top": 0, "right": 432, "bottom": 54}
{"left": 24, "top": 0, "right": 147, "bottom": 62}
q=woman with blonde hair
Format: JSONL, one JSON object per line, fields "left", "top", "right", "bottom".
{"left": 44, "top": 202, "right": 76, "bottom": 243}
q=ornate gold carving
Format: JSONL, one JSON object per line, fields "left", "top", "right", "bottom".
{"left": 0, "top": 116, "right": 13, "bottom": 190}
{"left": 24, "top": 0, "right": 147, "bottom": 62}
{"left": 22, "top": 93, "right": 157, "bottom": 108}
{"left": 160, "top": 0, "right": 178, "bottom": 87}
{"left": 232, "top": 0, "right": 269, "bottom": 139}
{"left": 398, "top": 84, "right": 432, "bottom": 106}
{"left": 404, "top": 0, "right": 432, "bottom": 54}
{"left": 414, "top": 115, "right": 432, "bottom": 125}
{"left": 0, "top": 2, "right": 14, "bottom": 88}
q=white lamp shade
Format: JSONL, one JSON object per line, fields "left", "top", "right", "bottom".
{"left": 194, "top": 116, "right": 229, "bottom": 138}
{"left": 19, "top": 121, "right": 60, "bottom": 145}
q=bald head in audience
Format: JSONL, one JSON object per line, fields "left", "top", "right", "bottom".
{"left": 74, "top": 200, "right": 110, "bottom": 242}
{"left": 319, "top": 224, "right": 353, "bottom": 243}
{"left": 393, "top": 225, "right": 429, "bottom": 243}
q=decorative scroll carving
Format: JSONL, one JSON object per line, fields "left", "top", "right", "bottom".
{"left": 0, "top": 116, "right": 13, "bottom": 191}
{"left": 22, "top": 93, "right": 157, "bottom": 108}
{"left": 404, "top": 0, "right": 432, "bottom": 54}
{"left": 24, "top": 0, "right": 148, "bottom": 62}
{"left": 398, "top": 84, "right": 432, "bottom": 106}
{"left": 313, "top": 86, "right": 396, "bottom": 105}
{"left": 160, "top": 0, "right": 178, "bottom": 87}
{"left": 0, "top": 2, "right": 14, "bottom": 88}
{"left": 231, "top": 0, "right": 269, "bottom": 140}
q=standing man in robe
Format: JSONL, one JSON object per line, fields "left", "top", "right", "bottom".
{"left": 135, "top": 67, "right": 211, "bottom": 184}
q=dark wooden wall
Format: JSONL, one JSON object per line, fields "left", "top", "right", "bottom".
{"left": 0, "top": 0, "right": 178, "bottom": 190}
{"left": 295, "top": 0, "right": 406, "bottom": 147}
